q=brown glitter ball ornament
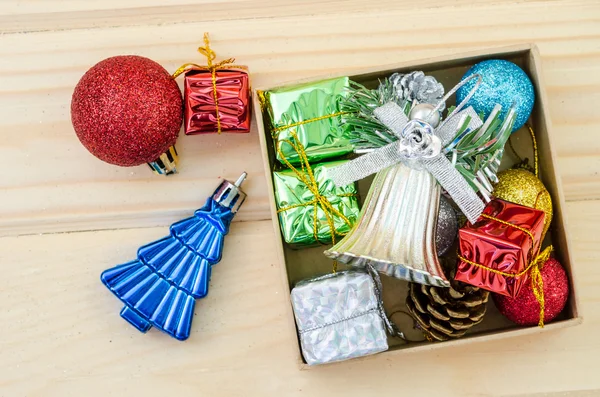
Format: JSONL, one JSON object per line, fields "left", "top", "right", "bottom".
{"left": 493, "top": 257, "right": 568, "bottom": 326}
{"left": 435, "top": 196, "right": 458, "bottom": 256}
{"left": 71, "top": 56, "right": 183, "bottom": 167}
{"left": 493, "top": 168, "right": 553, "bottom": 237}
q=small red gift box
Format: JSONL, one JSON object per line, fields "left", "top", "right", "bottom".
{"left": 184, "top": 69, "right": 251, "bottom": 135}
{"left": 455, "top": 199, "right": 546, "bottom": 297}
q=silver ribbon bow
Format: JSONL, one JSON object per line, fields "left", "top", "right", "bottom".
{"left": 329, "top": 74, "right": 486, "bottom": 224}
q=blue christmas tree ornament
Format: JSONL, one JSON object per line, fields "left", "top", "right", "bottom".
{"left": 101, "top": 172, "right": 247, "bottom": 341}
{"left": 456, "top": 59, "right": 534, "bottom": 132}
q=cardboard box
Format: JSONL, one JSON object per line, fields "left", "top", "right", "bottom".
{"left": 253, "top": 43, "right": 581, "bottom": 367}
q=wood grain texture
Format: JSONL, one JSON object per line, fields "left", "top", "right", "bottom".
{"left": 1, "top": 200, "right": 599, "bottom": 397}
{"left": 1, "top": 1, "right": 600, "bottom": 395}
{"left": 1, "top": 0, "right": 600, "bottom": 236}
{"left": 0, "top": 0, "right": 553, "bottom": 33}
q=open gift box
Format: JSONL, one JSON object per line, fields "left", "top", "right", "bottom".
{"left": 253, "top": 43, "right": 581, "bottom": 367}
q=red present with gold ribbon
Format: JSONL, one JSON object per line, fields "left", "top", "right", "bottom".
{"left": 455, "top": 199, "right": 546, "bottom": 298}
{"left": 173, "top": 33, "right": 250, "bottom": 135}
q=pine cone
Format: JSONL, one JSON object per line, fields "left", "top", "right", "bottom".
{"left": 389, "top": 71, "right": 445, "bottom": 106}
{"left": 406, "top": 275, "right": 489, "bottom": 342}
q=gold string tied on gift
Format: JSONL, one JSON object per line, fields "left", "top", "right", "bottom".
{"left": 457, "top": 212, "right": 553, "bottom": 327}
{"left": 172, "top": 32, "right": 247, "bottom": 134}
{"left": 270, "top": 111, "right": 349, "bottom": 139}
{"left": 276, "top": 130, "right": 356, "bottom": 273}
{"left": 255, "top": 85, "right": 350, "bottom": 140}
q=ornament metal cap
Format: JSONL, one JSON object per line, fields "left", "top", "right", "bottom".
{"left": 147, "top": 145, "right": 179, "bottom": 175}
{"left": 212, "top": 172, "right": 247, "bottom": 213}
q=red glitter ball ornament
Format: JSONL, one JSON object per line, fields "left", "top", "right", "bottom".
{"left": 71, "top": 55, "right": 183, "bottom": 166}
{"left": 493, "top": 257, "right": 569, "bottom": 326}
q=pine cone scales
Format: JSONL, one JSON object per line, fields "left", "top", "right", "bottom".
{"left": 406, "top": 280, "right": 489, "bottom": 341}
{"left": 389, "top": 71, "right": 445, "bottom": 106}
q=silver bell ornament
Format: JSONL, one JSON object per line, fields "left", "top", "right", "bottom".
{"left": 325, "top": 161, "right": 448, "bottom": 286}
{"left": 325, "top": 72, "right": 515, "bottom": 287}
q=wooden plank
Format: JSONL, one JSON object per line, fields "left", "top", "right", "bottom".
{"left": 0, "top": 199, "right": 598, "bottom": 396}
{"left": 1, "top": 1, "right": 600, "bottom": 236}
{"left": 0, "top": 0, "right": 251, "bottom": 15}
{"left": 0, "top": 0, "right": 560, "bottom": 33}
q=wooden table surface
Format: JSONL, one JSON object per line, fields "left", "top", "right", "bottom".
{"left": 2, "top": 1, "right": 600, "bottom": 396}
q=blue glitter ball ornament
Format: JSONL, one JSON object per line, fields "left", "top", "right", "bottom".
{"left": 456, "top": 59, "right": 534, "bottom": 132}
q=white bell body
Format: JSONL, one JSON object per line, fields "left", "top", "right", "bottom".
{"left": 324, "top": 163, "right": 450, "bottom": 287}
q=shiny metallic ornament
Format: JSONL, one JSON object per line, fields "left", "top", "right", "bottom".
{"left": 409, "top": 103, "right": 441, "bottom": 128}
{"left": 101, "top": 173, "right": 247, "bottom": 341}
{"left": 325, "top": 163, "right": 449, "bottom": 287}
{"left": 291, "top": 270, "right": 389, "bottom": 365}
{"left": 493, "top": 168, "right": 553, "bottom": 237}
{"left": 273, "top": 160, "right": 360, "bottom": 246}
{"left": 176, "top": 33, "right": 251, "bottom": 135}
{"left": 264, "top": 77, "right": 353, "bottom": 165}
{"left": 436, "top": 196, "right": 458, "bottom": 256}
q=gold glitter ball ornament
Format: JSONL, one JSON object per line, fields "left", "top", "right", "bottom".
{"left": 493, "top": 168, "right": 553, "bottom": 237}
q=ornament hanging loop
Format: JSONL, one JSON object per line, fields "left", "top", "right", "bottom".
{"left": 196, "top": 32, "right": 236, "bottom": 71}
{"left": 430, "top": 73, "right": 482, "bottom": 131}
{"left": 508, "top": 124, "right": 539, "bottom": 177}
{"left": 172, "top": 33, "right": 241, "bottom": 79}
{"left": 528, "top": 125, "right": 539, "bottom": 177}
{"left": 198, "top": 32, "right": 218, "bottom": 65}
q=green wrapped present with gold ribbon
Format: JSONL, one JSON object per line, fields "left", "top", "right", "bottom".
{"left": 259, "top": 77, "right": 354, "bottom": 165}
{"left": 273, "top": 131, "right": 360, "bottom": 248}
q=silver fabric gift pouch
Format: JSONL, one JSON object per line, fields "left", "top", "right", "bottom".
{"left": 290, "top": 270, "right": 389, "bottom": 365}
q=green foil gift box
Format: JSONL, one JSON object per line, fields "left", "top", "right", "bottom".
{"left": 260, "top": 77, "right": 354, "bottom": 165}
{"left": 273, "top": 159, "right": 360, "bottom": 247}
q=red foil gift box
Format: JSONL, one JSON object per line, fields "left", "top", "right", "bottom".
{"left": 184, "top": 69, "right": 251, "bottom": 135}
{"left": 455, "top": 199, "right": 546, "bottom": 297}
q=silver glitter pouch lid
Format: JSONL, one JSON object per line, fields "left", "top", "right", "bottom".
{"left": 290, "top": 270, "right": 388, "bottom": 365}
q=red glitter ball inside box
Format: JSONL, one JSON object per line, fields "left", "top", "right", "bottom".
{"left": 493, "top": 257, "right": 569, "bottom": 326}
{"left": 71, "top": 55, "right": 183, "bottom": 167}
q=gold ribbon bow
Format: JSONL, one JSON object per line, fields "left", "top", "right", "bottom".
{"left": 276, "top": 130, "right": 356, "bottom": 272}
{"left": 172, "top": 33, "right": 247, "bottom": 134}
{"left": 457, "top": 213, "right": 553, "bottom": 327}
